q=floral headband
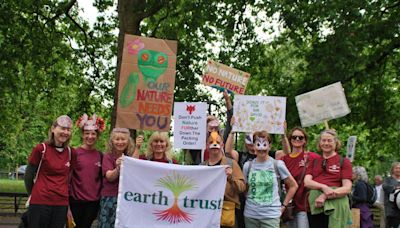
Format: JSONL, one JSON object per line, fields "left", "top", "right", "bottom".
{"left": 76, "top": 113, "right": 106, "bottom": 132}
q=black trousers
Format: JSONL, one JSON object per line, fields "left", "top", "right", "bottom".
{"left": 386, "top": 216, "right": 400, "bottom": 228}
{"left": 307, "top": 212, "right": 329, "bottom": 228}
{"left": 70, "top": 200, "right": 100, "bottom": 228}
{"left": 27, "top": 204, "right": 68, "bottom": 228}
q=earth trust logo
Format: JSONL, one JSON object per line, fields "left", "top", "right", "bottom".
{"left": 154, "top": 172, "right": 196, "bottom": 223}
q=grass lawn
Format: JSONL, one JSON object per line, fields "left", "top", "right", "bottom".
{"left": 0, "top": 179, "right": 26, "bottom": 193}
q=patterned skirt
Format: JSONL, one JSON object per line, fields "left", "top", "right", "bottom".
{"left": 98, "top": 196, "right": 117, "bottom": 228}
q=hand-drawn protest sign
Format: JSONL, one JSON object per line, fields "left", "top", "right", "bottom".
{"left": 346, "top": 136, "right": 357, "bottom": 162}
{"left": 232, "top": 95, "right": 286, "bottom": 134}
{"left": 173, "top": 102, "right": 207, "bottom": 150}
{"left": 116, "top": 35, "right": 177, "bottom": 131}
{"left": 295, "top": 82, "right": 350, "bottom": 127}
{"left": 202, "top": 60, "right": 250, "bottom": 95}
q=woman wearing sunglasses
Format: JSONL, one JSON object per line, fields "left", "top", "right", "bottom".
{"left": 282, "top": 127, "right": 320, "bottom": 228}
{"left": 304, "top": 129, "right": 353, "bottom": 228}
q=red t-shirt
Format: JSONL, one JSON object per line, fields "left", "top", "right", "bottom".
{"left": 306, "top": 153, "right": 352, "bottom": 187}
{"left": 139, "top": 154, "right": 178, "bottom": 164}
{"left": 282, "top": 151, "right": 320, "bottom": 211}
{"left": 101, "top": 152, "right": 120, "bottom": 197}
{"left": 69, "top": 147, "right": 102, "bottom": 201}
{"left": 29, "top": 143, "right": 74, "bottom": 206}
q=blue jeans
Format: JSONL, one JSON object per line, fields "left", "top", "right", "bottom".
{"left": 286, "top": 211, "right": 309, "bottom": 228}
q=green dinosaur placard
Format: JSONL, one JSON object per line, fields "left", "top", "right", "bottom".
{"left": 116, "top": 34, "right": 178, "bottom": 131}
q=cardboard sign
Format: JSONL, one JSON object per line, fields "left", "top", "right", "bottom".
{"left": 232, "top": 95, "right": 286, "bottom": 134}
{"left": 173, "top": 102, "right": 207, "bottom": 150}
{"left": 115, "top": 34, "right": 177, "bottom": 131}
{"left": 295, "top": 82, "right": 350, "bottom": 127}
{"left": 116, "top": 157, "right": 227, "bottom": 228}
{"left": 346, "top": 136, "right": 357, "bottom": 162}
{"left": 202, "top": 60, "right": 250, "bottom": 95}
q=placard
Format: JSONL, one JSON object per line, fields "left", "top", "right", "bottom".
{"left": 116, "top": 157, "right": 227, "bottom": 228}
{"left": 115, "top": 34, "right": 177, "bottom": 131}
{"left": 173, "top": 102, "right": 207, "bottom": 149}
{"left": 346, "top": 136, "right": 357, "bottom": 162}
{"left": 202, "top": 60, "right": 250, "bottom": 95}
{"left": 232, "top": 95, "right": 286, "bottom": 134}
{"left": 295, "top": 82, "right": 350, "bottom": 127}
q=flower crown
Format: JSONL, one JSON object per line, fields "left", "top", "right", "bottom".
{"left": 76, "top": 113, "right": 106, "bottom": 133}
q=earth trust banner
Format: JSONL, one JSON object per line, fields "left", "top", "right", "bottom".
{"left": 115, "top": 157, "right": 227, "bottom": 228}
{"left": 173, "top": 102, "right": 207, "bottom": 150}
{"left": 295, "top": 82, "right": 350, "bottom": 127}
{"left": 116, "top": 34, "right": 177, "bottom": 131}
{"left": 202, "top": 60, "right": 250, "bottom": 95}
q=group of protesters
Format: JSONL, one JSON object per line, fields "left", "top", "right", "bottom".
{"left": 22, "top": 93, "right": 400, "bottom": 228}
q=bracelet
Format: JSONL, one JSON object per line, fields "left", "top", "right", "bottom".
{"left": 282, "top": 204, "right": 287, "bottom": 208}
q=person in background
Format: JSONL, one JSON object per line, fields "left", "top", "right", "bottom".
{"left": 352, "top": 166, "right": 373, "bottom": 228}
{"left": 24, "top": 115, "right": 74, "bottom": 228}
{"left": 382, "top": 162, "right": 400, "bottom": 228}
{"left": 98, "top": 128, "right": 134, "bottom": 228}
{"left": 372, "top": 175, "right": 385, "bottom": 228}
{"left": 133, "top": 131, "right": 178, "bottom": 164}
{"left": 282, "top": 127, "right": 320, "bottom": 228}
{"left": 202, "top": 131, "right": 246, "bottom": 228}
{"left": 243, "top": 131, "right": 298, "bottom": 228}
{"left": 304, "top": 129, "right": 353, "bottom": 228}
{"left": 69, "top": 114, "right": 105, "bottom": 228}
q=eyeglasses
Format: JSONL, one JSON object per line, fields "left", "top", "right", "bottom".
{"left": 322, "top": 159, "right": 327, "bottom": 170}
{"left": 291, "top": 135, "right": 305, "bottom": 141}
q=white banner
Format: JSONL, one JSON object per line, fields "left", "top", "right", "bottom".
{"left": 232, "top": 95, "right": 286, "bottom": 134}
{"left": 295, "top": 82, "right": 350, "bottom": 127}
{"left": 116, "top": 157, "right": 227, "bottom": 228}
{"left": 173, "top": 102, "right": 207, "bottom": 149}
{"left": 346, "top": 136, "right": 357, "bottom": 162}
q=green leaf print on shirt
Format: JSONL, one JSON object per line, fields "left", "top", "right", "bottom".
{"left": 248, "top": 170, "right": 274, "bottom": 204}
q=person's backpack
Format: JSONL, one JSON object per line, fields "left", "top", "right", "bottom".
{"left": 364, "top": 181, "right": 377, "bottom": 205}
{"left": 389, "top": 189, "right": 400, "bottom": 210}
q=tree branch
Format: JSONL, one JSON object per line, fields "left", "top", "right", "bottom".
{"left": 47, "top": 0, "right": 77, "bottom": 23}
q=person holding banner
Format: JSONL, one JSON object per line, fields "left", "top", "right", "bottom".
{"left": 304, "top": 129, "right": 353, "bottom": 228}
{"left": 202, "top": 131, "right": 246, "bottom": 227}
{"left": 69, "top": 114, "right": 105, "bottom": 228}
{"left": 282, "top": 127, "right": 320, "bottom": 228}
{"left": 243, "top": 130, "right": 298, "bottom": 228}
{"left": 24, "top": 115, "right": 74, "bottom": 228}
{"left": 98, "top": 128, "right": 134, "bottom": 228}
{"left": 133, "top": 131, "right": 178, "bottom": 164}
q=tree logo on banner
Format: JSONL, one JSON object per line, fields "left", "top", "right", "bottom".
{"left": 154, "top": 172, "right": 197, "bottom": 224}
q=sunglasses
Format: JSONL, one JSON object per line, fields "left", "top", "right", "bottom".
{"left": 322, "top": 159, "right": 327, "bottom": 171}
{"left": 291, "top": 135, "right": 305, "bottom": 141}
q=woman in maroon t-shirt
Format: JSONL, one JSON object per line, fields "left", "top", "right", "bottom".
{"left": 98, "top": 128, "right": 135, "bottom": 228}
{"left": 282, "top": 127, "right": 320, "bottom": 228}
{"left": 69, "top": 114, "right": 105, "bottom": 228}
{"left": 304, "top": 129, "right": 353, "bottom": 228}
{"left": 133, "top": 131, "right": 178, "bottom": 164}
{"left": 24, "top": 115, "right": 73, "bottom": 228}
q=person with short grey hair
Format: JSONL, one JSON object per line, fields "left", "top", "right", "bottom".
{"left": 352, "top": 166, "right": 373, "bottom": 228}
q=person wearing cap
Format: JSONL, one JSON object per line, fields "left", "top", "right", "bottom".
{"left": 281, "top": 127, "right": 320, "bottom": 228}
{"left": 133, "top": 131, "right": 178, "bottom": 164}
{"left": 69, "top": 114, "right": 105, "bottom": 228}
{"left": 98, "top": 128, "right": 135, "bottom": 228}
{"left": 202, "top": 131, "right": 246, "bottom": 228}
{"left": 243, "top": 131, "right": 298, "bottom": 228}
{"left": 24, "top": 115, "right": 74, "bottom": 228}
